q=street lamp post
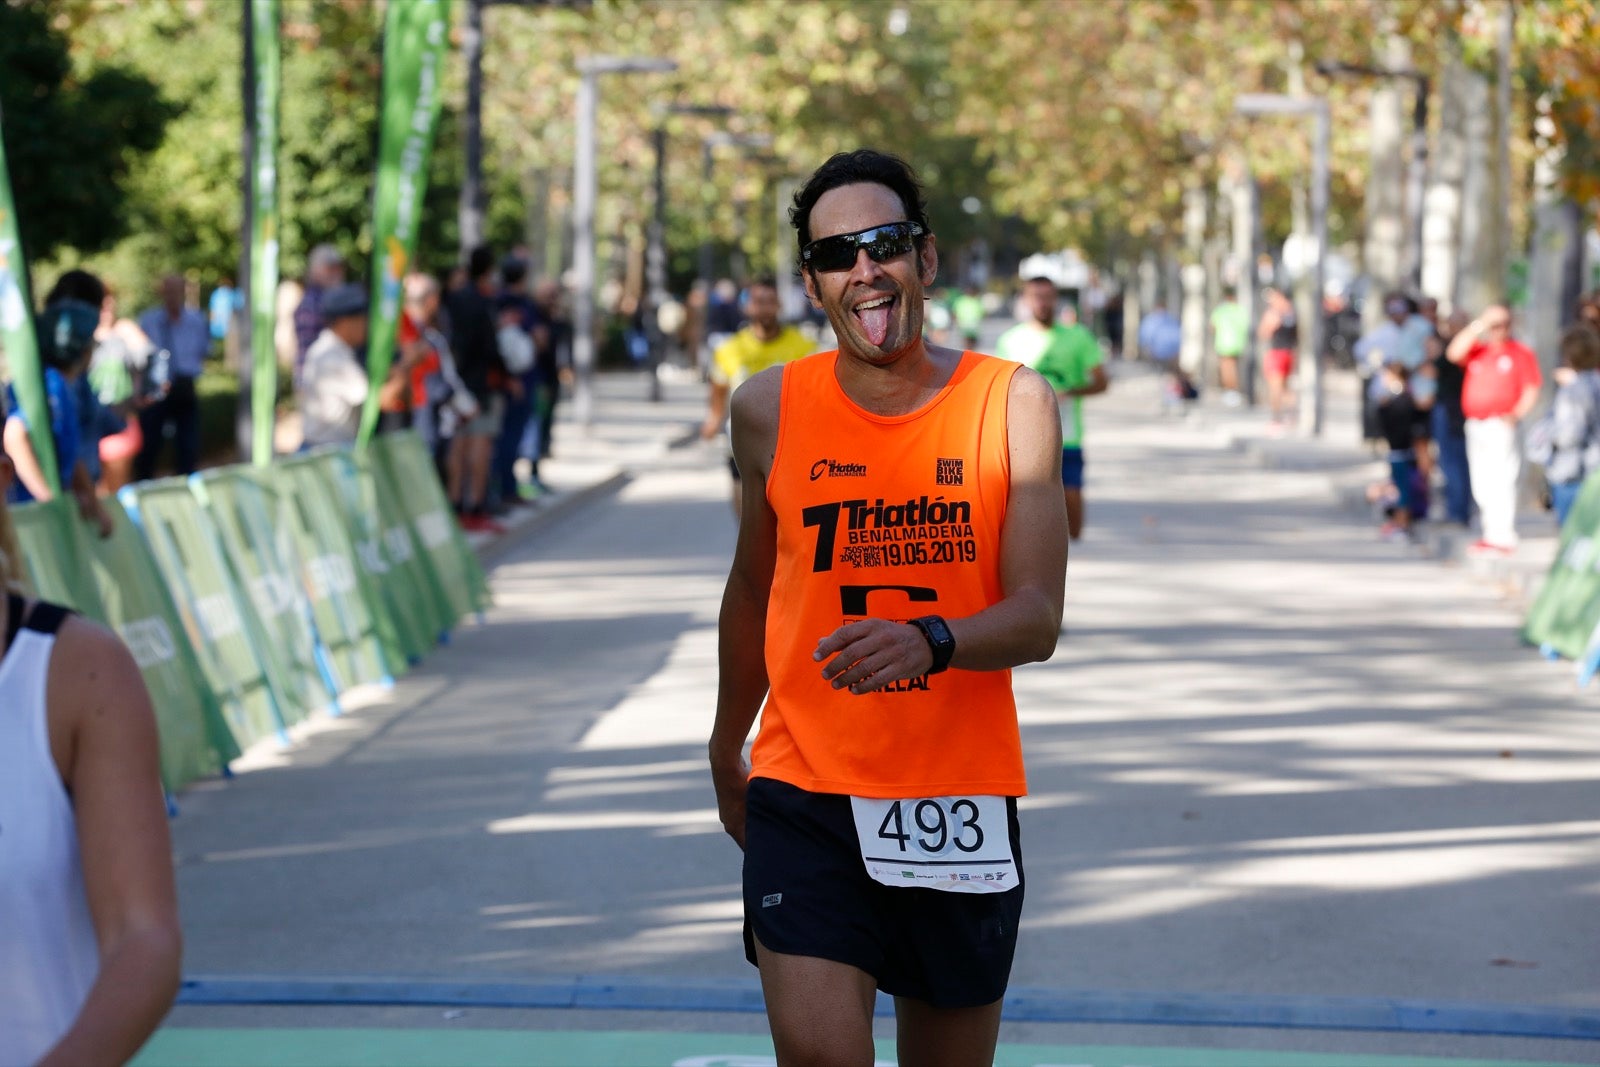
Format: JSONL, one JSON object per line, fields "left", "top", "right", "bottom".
{"left": 572, "top": 55, "right": 676, "bottom": 428}
{"left": 1235, "top": 93, "right": 1330, "bottom": 437}
{"left": 697, "top": 131, "right": 774, "bottom": 296}
{"left": 1316, "top": 60, "right": 1430, "bottom": 292}
{"left": 646, "top": 104, "right": 732, "bottom": 401}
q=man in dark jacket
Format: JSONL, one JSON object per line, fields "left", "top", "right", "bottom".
{"left": 443, "top": 246, "right": 509, "bottom": 531}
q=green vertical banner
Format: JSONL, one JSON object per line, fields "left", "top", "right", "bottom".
{"left": 0, "top": 102, "right": 60, "bottom": 494}
{"left": 249, "top": 0, "right": 281, "bottom": 467}
{"left": 359, "top": 0, "right": 452, "bottom": 447}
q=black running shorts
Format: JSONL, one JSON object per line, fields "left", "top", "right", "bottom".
{"left": 742, "top": 776, "right": 1024, "bottom": 1009}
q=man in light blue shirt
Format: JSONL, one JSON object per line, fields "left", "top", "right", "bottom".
{"left": 135, "top": 274, "right": 211, "bottom": 477}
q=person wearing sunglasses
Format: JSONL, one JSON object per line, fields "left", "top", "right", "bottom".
{"left": 710, "top": 149, "right": 1068, "bottom": 1066}
{"left": 1446, "top": 304, "right": 1542, "bottom": 556}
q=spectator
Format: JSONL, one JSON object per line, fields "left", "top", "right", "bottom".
{"left": 400, "top": 273, "right": 472, "bottom": 469}
{"left": 1536, "top": 324, "right": 1600, "bottom": 528}
{"left": 1256, "top": 287, "right": 1297, "bottom": 426}
{"left": 529, "top": 277, "right": 571, "bottom": 492}
{"left": 443, "top": 247, "right": 507, "bottom": 532}
{"left": 951, "top": 283, "right": 985, "bottom": 349}
{"left": 293, "top": 244, "right": 347, "bottom": 375}
{"left": 2, "top": 286, "right": 113, "bottom": 537}
{"left": 492, "top": 258, "right": 543, "bottom": 507}
{"left": 207, "top": 277, "right": 240, "bottom": 344}
{"left": 1375, "top": 361, "right": 1419, "bottom": 541}
{"left": 296, "top": 284, "right": 370, "bottom": 449}
{"left": 134, "top": 274, "right": 208, "bottom": 479}
{"left": 88, "top": 286, "right": 157, "bottom": 494}
{"left": 1578, "top": 293, "right": 1600, "bottom": 330}
{"left": 1210, "top": 285, "right": 1248, "bottom": 407}
{"left": 1430, "top": 310, "right": 1473, "bottom": 526}
{"left": 1446, "top": 304, "right": 1542, "bottom": 556}
{"left": 0, "top": 455, "right": 183, "bottom": 1067}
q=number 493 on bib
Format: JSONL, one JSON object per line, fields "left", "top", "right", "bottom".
{"left": 848, "top": 795, "right": 1016, "bottom": 894}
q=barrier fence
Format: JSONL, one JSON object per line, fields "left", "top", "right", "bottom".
{"left": 9, "top": 432, "right": 488, "bottom": 793}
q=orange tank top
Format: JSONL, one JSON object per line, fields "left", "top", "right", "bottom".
{"left": 752, "top": 350, "right": 1026, "bottom": 799}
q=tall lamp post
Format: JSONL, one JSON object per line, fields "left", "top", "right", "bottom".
{"left": 697, "top": 131, "right": 774, "bottom": 296}
{"left": 646, "top": 104, "right": 733, "bottom": 401}
{"left": 1235, "top": 93, "right": 1330, "bottom": 437}
{"left": 1316, "top": 60, "right": 1429, "bottom": 292}
{"left": 572, "top": 55, "right": 676, "bottom": 428}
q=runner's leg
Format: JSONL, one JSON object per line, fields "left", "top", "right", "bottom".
{"left": 1064, "top": 488, "right": 1084, "bottom": 541}
{"left": 894, "top": 995, "right": 1003, "bottom": 1067}
{"left": 753, "top": 938, "right": 878, "bottom": 1067}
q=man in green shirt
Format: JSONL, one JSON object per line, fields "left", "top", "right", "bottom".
{"left": 995, "top": 276, "right": 1108, "bottom": 540}
{"left": 1210, "top": 286, "right": 1248, "bottom": 406}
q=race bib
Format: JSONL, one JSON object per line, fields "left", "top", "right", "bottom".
{"left": 849, "top": 795, "right": 1016, "bottom": 894}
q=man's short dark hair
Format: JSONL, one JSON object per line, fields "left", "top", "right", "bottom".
{"left": 789, "top": 149, "right": 930, "bottom": 256}
{"left": 1024, "top": 276, "right": 1055, "bottom": 288}
{"left": 748, "top": 275, "right": 779, "bottom": 292}
{"left": 500, "top": 257, "right": 528, "bottom": 287}
{"left": 467, "top": 245, "right": 495, "bottom": 281}
{"left": 43, "top": 268, "right": 106, "bottom": 309}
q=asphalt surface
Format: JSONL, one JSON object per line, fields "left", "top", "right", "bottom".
{"left": 152, "top": 348, "right": 1597, "bottom": 1066}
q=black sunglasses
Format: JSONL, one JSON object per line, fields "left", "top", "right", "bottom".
{"left": 801, "top": 221, "right": 925, "bottom": 273}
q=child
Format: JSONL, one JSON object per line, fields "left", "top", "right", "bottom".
{"left": 1376, "top": 361, "right": 1419, "bottom": 540}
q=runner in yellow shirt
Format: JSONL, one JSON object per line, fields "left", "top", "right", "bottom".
{"left": 701, "top": 277, "right": 815, "bottom": 514}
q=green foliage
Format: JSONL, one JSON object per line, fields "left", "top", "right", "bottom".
{"left": 0, "top": 0, "right": 173, "bottom": 270}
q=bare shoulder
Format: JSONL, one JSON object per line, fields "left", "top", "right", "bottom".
{"left": 47, "top": 615, "right": 155, "bottom": 752}
{"left": 731, "top": 362, "right": 786, "bottom": 421}
{"left": 1005, "top": 362, "right": 1059, "bottom": 412}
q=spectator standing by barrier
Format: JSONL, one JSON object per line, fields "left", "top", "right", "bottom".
{"left": 0, "top": 454, "right": 182, "bottom": 1067}
{"left": 400, "top": 273, "right": 472, "bottom": 472}
{"left": 444, "top": 247, "right": 507, "bottom": 532}
{"left": 1533, "top": 324, "right": 1600, "bottom": 528}
{"left": 492, "top": 258, "right": 543, "bottom": 508}
{"left": 134, "top": 275, "right": 207, "bottom": 480}
{"left": 89, "top": 285, "right": 156, "bottom": 494}
{"left": 296, "top": 284, "right": 370, "bottom": 449}
{"left": 293, "top": 245, "right": 347, "bottom": 377}
{"left": 997, "top": 277, "right": 1108, "bottom": 541}
{"left": 1431, "top": 310, "right": 1474, "bottom": 526}
{"left": 1447, "top": 304, "right": 1542, "bottom": 556}
{"left": 1375, "top": 361, "right": 1420, "bottom": 541}
{"left": 1210, "top": 285, "right": 1248, "bottom": 407}
{"left": 529, "top": 277, "right": 571, "bottom": 492}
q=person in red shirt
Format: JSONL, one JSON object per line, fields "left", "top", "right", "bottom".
{"left": 1446, "top": 304, "right": 1542, "bottom": 554}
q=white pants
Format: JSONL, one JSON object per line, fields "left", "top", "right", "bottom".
{"left": 1465, "top": 416, "right": 1521, "bottom": 546}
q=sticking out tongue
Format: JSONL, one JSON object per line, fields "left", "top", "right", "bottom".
{"left": 857, "top": 300, "right": 893, "bottom": 347}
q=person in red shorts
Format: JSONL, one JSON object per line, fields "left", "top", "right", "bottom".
{"left": 1256, "top": 286, "right": 1298, "bottom": 427}
{"left": 1446, "top": 304, "right": 1542, "bottom": 555}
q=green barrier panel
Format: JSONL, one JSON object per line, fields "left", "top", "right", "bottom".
{"left": 8, "top": 498, "right": 108, "bottom": 620}
{"left": 272, "top": 453, "right": 393, "bottom": 689}
{"left": 1522, "top": 469, "right": 1600, "bottom": 660}
{"left": 87, "top": 500, "right": 241, "bottom": 790}
{"left": 120, "top": 480, "right": 301, "bottom": 751}
{"left": 369, "top": 431, "right": 490, "bottom": 626}
{"left": 317, "top": 448, "right": 435, "bottom": 664}
{"left": 191, "top": 468, "right": 343, "bottom": 713}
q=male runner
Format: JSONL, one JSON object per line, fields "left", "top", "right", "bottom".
{"left": 710, "top": 149, "right": 1068, "bottom": 1066}
{"left": 995, "top": 277, "right": 1108, "bottom": 541}
{"left": 700, "top": 277, "right": 814, "bottom": 514}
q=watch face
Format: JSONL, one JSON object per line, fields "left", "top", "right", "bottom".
{"left": 924, "top": 617, "right": 952, "bottom": 645}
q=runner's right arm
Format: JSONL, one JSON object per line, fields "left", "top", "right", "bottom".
{"left": 709, "top": 368, "right": 783, "bottom": 849}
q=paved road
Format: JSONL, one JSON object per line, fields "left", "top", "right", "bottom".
{"left": 147, "top": 356, "right": 1597, "bottom": 1066}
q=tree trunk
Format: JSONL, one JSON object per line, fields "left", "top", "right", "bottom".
{"left": 1422, "top": 45, "right": 1469, "bottom": 312}
{"left": 1456, "top": 65, "right": 1496, "bottom": 313}
{"left": 1362, "top": 31, "right": 1409, "bottom": 332}
{"left": 1179, "top": 174, "right": 1208, "bottom": 384}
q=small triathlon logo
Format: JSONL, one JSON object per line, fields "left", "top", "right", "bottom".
{"left": 810, "top": 459, "right": 868, "bottom": 481}
{"left": 936, "top": 457, "right": 964, "bottom": 486}
{"left": 762, "top": 893, "right": 783, "bottom": 907}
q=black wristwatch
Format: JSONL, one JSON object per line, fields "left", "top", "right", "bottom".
{"left": 908, "top": 615, "right": 956, "bottom": 674}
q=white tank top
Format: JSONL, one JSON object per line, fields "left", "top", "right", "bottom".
{"left": 0, "top": 595, "right": 100, "bottom": 1067}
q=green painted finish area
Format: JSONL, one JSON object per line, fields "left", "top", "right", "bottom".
{"left": 134, "top": 1028, "right": 1564, "bottom": 1067}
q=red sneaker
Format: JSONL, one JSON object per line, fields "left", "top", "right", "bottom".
{"left": 1466, "top": 539, "right": 1514, "bottom": 558}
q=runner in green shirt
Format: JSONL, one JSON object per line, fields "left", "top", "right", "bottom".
{"left": 1210, "top": 287, "right": 1248, "bottom": 406}
{"left": 951, "top": 285, "right": 986, "bottom": 348}
{"left": 995, "top": 276, "right": 1108, "bottom": 540}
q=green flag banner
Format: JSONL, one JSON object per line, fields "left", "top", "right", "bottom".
{"left": 0, "top": 102, "right": 60, "bottom": 494}
{"left": 1523, "top": 470, "right": 1600, "bottom": 661}
{"left": 249, "top": 0, "right": 281, "bottom": 467}
{"left": 358, "top": 0, "right": 451, "bottom": 447}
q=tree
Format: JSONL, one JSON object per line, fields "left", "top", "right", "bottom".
{"left": 0, "top": 0, "right": 172, "bottom": 274}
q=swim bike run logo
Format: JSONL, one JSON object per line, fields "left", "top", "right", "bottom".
{"left": 801, "top": 495, "right": 977, "bottom": 573}
{"left": 810, "top": 458, "right": 868, "bottom": 480}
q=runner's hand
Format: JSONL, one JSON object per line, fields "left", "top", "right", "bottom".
{"left": 711, "top": 753, "right": 751, "bottom": 850}
{"left": 815, "top": 618, "right": 934, "bottom": 695}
